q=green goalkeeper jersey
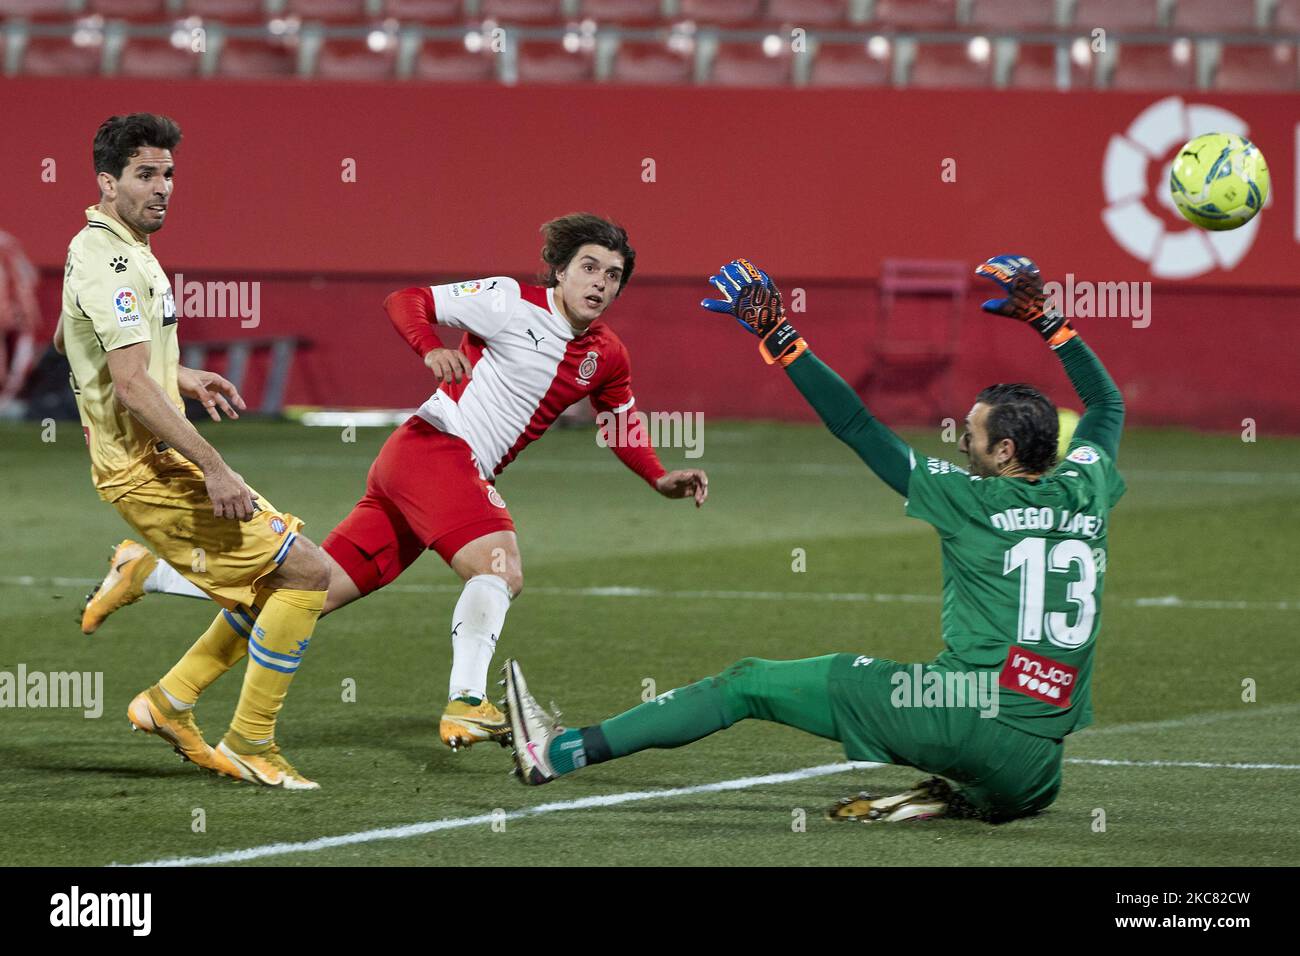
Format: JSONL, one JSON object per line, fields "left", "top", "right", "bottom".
{"left": 905, "top": 439, "right": 1125, "bottom": 738}
{"left": 785, "top": 335, "right": 1126, "bottom": 742}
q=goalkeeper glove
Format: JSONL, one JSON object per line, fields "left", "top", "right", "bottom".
{"left": 974, "top": 254, "right": 1076, "bottom": 349}
{"left": 700, "top": 258, "right": 806, "bottom": 366}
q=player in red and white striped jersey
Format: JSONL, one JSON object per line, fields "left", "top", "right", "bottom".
{"left": 79, "top": 214, "right": 709, "bottom": 753}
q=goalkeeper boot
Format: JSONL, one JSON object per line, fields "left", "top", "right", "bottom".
{"left": 826, "top": 776, "right": 970, "bottom": 824}
{"left": 216, "top": 733, "right": 320, "bottom": 790}
{"left": 127, "top": 686, "right": 241, "bottom": 779}
{"left": 440, "top": 696, "right": 512, "bottom": 751}
{"left": 501, "top": 658, "right": 559, "bottom": 786}
{"left": 82, "top": 539, "right": 156, "bottom": 635}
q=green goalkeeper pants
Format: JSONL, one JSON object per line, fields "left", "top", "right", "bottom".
{"left": 608, "top": 654, "right": 1063, "bottom": 821}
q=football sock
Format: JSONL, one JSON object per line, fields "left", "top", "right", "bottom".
{"left": 447, "top": 574, "right": 511, "bottom": 702}
{"left": 143, "top": 560, "right": 210, "bottom": 599}
{"left": 227, "top": 587, "right": 325, "bottom": 746}
{"left": 158, "top": 608, "right": 251, "bottom": 706}
{"left": 547, "top": 656, "right": 841, "bottom": 775}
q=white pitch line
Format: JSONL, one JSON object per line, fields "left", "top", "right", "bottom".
{"left": 1067, "top": 758, "right": 1300, "bottom": 771}
{"left": 119, "top": 761, "right": 882, "bottom": 868}
{"left": 4, "top": 576, "right": 1297, "bottom": 613}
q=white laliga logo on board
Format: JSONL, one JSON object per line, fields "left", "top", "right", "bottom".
{"left": 1101, "top": 96, "right": 1271, "bottom": 279}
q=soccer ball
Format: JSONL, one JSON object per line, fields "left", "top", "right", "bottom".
{"left": 1169, "top": 133, "right": 1269, "bottom": 231}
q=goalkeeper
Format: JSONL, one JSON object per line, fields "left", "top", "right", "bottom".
{"left": 504, "top": 255, "right": 1125, "bottom": 823}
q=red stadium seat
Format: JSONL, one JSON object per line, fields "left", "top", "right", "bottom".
{"left": 480, "top": 0, "right": 564, "bottom": 23}
{"left": 283, "top": 0, "right": 369, "bottom": 22}
{"left": 412, "top": 38, "right": 497, "bottom": 81}
{"left": 968, "top": 0, "right": 1056, "bottom": 32}
{"left": 1108, "top": 40, "right": 1196, "bottom": 89}
{"left": 85, "top": 0, "right": 168, "bottom": 19}
{"left": 709, "top": 39, "right": 792, "bottom": 86}
{"left": 609, "top": 39, "right": 694, "bottom": 84}
{"left": 381, "top": 0, "right": 464, "bottom": 23}
{"left": 18, "top": 35, "right": 104, "bottom": 75}
{"left": 807, "top": 40, "right": 891, "bottom": 86}
{"left": 678, "top": 0, "right": 763, "bottom": 26}
{"left": 516, "top": 38, "right": 595, "bottom": 82}
{"left": 908, "top": 41, "right": 994, "bottom": 88}
{"left": 576, "top": 0, "right": 664, "bottom": 26}
{"left": 871, "top": 0, "right": 958, "bottom": 30}
{"left": 177, "top": 0, "right": 268, "bottom": 22}
{"left": 1214, "top": 42, "right": 1296, "bottom": 91}
{"left": 315, "top": 38, "right": 400, "bottom": 79}
{"left": 0, "top": 0, "right": 76, "bottom": 19}
{"left": 1069, "top": 0, "right": 1163, "bottom": 31}
{"left": 765, "top": 0, "right": 848, "bottom": 27}
{"left": 216, "top": 36, "right": 299, "bottom": 77}
{"left": 1279, "top": 0, "right": 1300, "bottom": 32}
{"left": 117, "top": 37, "right": 204, "bottom": 77}
{"left": 1170, "top": 0, "right": 1260, "bottom": 33}
{"left": 1008, "top": 42, "right": 1091, "bottom": 90}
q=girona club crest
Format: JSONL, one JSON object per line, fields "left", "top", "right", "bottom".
{"left": 486, "top": 485, "right": 507, "bottom": 509}
{"left": 577, "top": 350, "right": 599, "bottom": 384}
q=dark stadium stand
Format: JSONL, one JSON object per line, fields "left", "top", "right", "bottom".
{"left": 0, "top": 0, "right": 1297, "bottom": 86}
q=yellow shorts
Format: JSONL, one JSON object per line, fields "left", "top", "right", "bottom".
{"left": 112, "top": 463, "right": 305, "bottom": 612}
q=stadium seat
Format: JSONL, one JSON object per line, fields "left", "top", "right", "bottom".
{"left": 283, "top": 0, "right": 369, "bottom": 22}
{"left": 908, "top": 41, "right": 994, "bottom": 88}
{"left": 1108, "top": 40, "right": 1196, "bottom": 89}
{"left": 480, "top": 0, "right": 564, "bottom": 23}
{"left": 1069, "top": 0, "right": 1163, "bottom": 32}
{"left": 516, "top": 38, "right": 595, "bottom": 82}
{"left": 1169, "top": 0, "right": 1260, "bottom": 33}
{"left": 381, "top": 0, "right": 465, "bottom": 23}
{"left": 678, "top": 0, "right": 764, "bottom": 26}
{"left": 215, "top": 36, "right": 299, "bottom": 76}
{"left": 1279, "top": 0, "right": 1300, "bottom": 32}
{"left": 0, "top": 0, "right": 77, "bottom": 19}
{"left": 17, "top": 35, "right": 104, "bottom": 75}
{"left": 315, "top": 37, "right": 399, "bottom": 79}
{"left": 871, "top": 0, "right": 958, "bottom": 30}
{"left": 85, "top": 0, "right": 169, "bottom": 19}
{"left": 609, "top": 39, "right": 694, "bottom": 84}
{"left": 709, "top": 39, "right": 792, "bottom": 86}
{"left": 807, "top": 40, "right": 891, "bottom": 86}
{"left": 577, "top": 0, "right": 665, "bottom": 26}
{"left": 177, "top": 0, "right": 268, "bottom": 22}
{"left": 765, "top": 0, "right": 849, "bottom": 27}
{"left": 411, "top": 38, "right": 497, "bottom": 81}
{"left": 117, "top": 37, "right": 204, "bottom": 76}
{"left": 967, "top": 0, "right": 1057, "bottom": 32}
{"left": 1213, "top": 42, "right": 1296, "bottom": 91}
{"left": 1007, "top": 42, "right": 1089, "bottom": 89}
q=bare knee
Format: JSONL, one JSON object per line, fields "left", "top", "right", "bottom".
{"left": 266, "top": 537, "right": 332, "bottom": 592}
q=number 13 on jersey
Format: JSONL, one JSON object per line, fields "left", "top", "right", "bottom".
{"left": 1004, "top": 538, "right": 1099, "bottom": 648}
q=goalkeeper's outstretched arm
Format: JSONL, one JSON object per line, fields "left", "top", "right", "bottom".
{"left": 784, "top": 350, "right": 912, "bottom": 496}
{"left": 1056, "top": 336, "right": 1125, "bottom": 461}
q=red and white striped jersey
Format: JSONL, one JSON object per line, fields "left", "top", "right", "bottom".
{"left": 402, "top": 277, "right": 662, "bottom": 484}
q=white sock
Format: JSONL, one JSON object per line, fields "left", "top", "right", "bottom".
{"left": 159, "top": 686, "right": 193, "bottom": 711}
{"left": 143, "top": 560, "right": 210, "bottom": 599}
{"left": 447, "top": 574, "right": 512, "bottom": 702}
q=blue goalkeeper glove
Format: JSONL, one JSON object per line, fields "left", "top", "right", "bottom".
{"left": 974, "top": 254, "right": 1076, "bottom": 349}
{"left": 700, "top": 258, "right": 806, "bottom": 366}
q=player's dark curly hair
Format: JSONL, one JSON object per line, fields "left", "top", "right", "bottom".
{"left": 93, "top": 114, "right": 182, "bottom": 179}
{"left": 977, "top": 383, "right": 1059, "bottom": 474}
{"left": 540, "top": 213, "right": 635, "bottom": 296}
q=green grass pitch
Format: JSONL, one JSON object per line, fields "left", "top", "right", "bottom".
{"left": 1, "top": 418, "right": 1297, "bottom": 866}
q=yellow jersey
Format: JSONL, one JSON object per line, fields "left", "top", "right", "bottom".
{"left": 62, "top": 206, "right": 186, "bottom": 501}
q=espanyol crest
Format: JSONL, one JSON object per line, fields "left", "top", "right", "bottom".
{"left": 577, "top": 350, "right": 599, "bottom": 383}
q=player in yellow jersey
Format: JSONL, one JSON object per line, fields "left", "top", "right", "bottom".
{"left": 56, "top": 114, "right": 330, "bottom": 789}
